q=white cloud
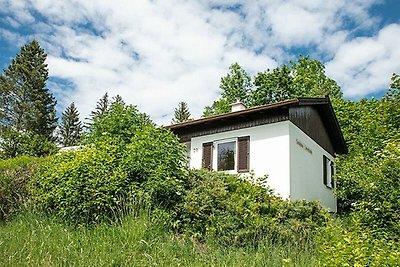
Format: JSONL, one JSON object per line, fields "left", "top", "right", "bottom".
{"left": 0, "top": 0, "right": 398, "bottom": 124}
{"left": 326, "top": 24, "right": 400, "bottom": 97}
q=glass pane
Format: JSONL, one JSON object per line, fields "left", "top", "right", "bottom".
{"left": 217, "top": 141, "right": 236, "bottom": 171}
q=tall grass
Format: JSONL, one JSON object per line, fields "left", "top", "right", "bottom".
{"left": 0, "top": 211, "right": 317, "bottom": 267}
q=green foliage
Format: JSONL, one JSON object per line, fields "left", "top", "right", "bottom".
{"left": 85, "top": 101, "right": 153, "bottom": 144}
{"left": 0, "top": 40, "right": 57, "bottom": 158}
{"left": 384, "top": 73, "right": 400, "bottom": 132}
{"left": 0, "top": 211, "right": 318, "bottom": 267}
{"left": 203, "top": 63, "right": 252, "bottom": 116}
{"left": 88, "top": 92, "right": 110, "bottom": 124}
{"left": 203, "top": 57, "right": 342, "bottom": 116}
{"left": 31, "top": 143, "right": 137, "bottom": 225}
{"left": 0, "top": 128, "right": 58, "bottom": 159}
{"left": 333, "top": 98, "right": 389, "bottom": 156}
{"left": 333, "top": 75, "right": 400, "bottom": 236}
{"left": 169, "top": 170, "right": 329, "bottom": 246}
{"left": 203, "top": 98, "right": 231, "bottom": 117}
{"left": 123, "top": 126, "right": 188, "bottom": 209}
{"left": 336, "top": 140, "right": 400, "bottom": 233}
{"left": 0, "top": 156, "right": 44, "bottom": 220}
{"left": 251, "top": 64, "right": 294, "bottom": 105}
{"left": 317, "top": 219, "right": 400, "bottom": 267}
{"left": 171, "top": 101, "right": 192, "bottom": 124}
{"left": 252, "top": 56, "right": 342, "bottom": 107}
{"left": 112, "top": 94, "right": 125, "bottom": 105}
{"left": 59, "top": 102, "right": 82, "bottom": 147}
{"left": 31, "top": 102, "right": 188, "bottom": 225}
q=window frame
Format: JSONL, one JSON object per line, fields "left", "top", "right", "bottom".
{"left": 214, "top": 138, "right": 237, "bottom": 173}
{"left": 323, "top": 155, "right": 334, "bottom": 189}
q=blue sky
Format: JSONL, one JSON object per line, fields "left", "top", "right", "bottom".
{"left": 0, "top": 0, "right": 399, "bottom": 124}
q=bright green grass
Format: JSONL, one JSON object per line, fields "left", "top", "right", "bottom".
{"left": 0, "top": 212, "right": 317, "bottom": 267}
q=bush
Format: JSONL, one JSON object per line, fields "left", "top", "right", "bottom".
{"left": 31, "top": 142, "right": 136, "bottom": 225}
{"left": 0, "top": 128, "right": 58, "bottom": 159}
{"left": 0, "top": 156, "right": 44, "bottom": 220}
{"left": 336, "top": 139, "right": 400, "bottom": 234}
{"left": 31, "top": 108, "right": 188, "bottom": 225}
{"left": 84, "top": 102, "right": 153, "bottom": 144}
{"left": 169, "top": 170, "right": 329, "bottom": 246}
{"left": 123, "top": 126, "right": 188, "bottom": 209}
{"left": 317, "top": 219, "right": 400, "bottom": 266}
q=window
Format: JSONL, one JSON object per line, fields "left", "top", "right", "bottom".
{"left": 217, "top": 141, "right": 236, "bottom": 171}
{"left": 201, "top": 136, "right": 250, "bottom": 172}
{"left": 323, "top": 155, "right": 334, "bottom": 188}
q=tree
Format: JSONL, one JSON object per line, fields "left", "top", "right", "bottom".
{"left": 172, "top": 102, "right": 192, "bottom": 124}
{"left": 334, "top": 74, "right": 400, "bottom": 227}
{"left": 90, "top": 93, "right": 110, "bottom": 120}
{"left": 250, "top": 56, "right": 342, "bottom": 106}
{"left": 203, "top": 63, "right": 252, "bottom": 116}
{"left": 85, "top": 101, "right": 153, "bottom": 144}
{"left": 203, "top": 57, "right": 343, "bottom": 116}
{"left": 251, "top": 64, "right": 294, "bottom": 106}
{"left": 59, "top": 102, "right": 82, "bottom": 147}
{"left": 112, "top": 94, "right": 125, "bottom": 105}
{"left": 383, "top": 73, "right": 400, "bottom": 132}
{"left": 0, "top": 40, "right": 57, "bottom": 158}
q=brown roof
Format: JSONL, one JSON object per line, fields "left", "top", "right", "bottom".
{"left": 166, "top": 97, "right": 348, "bottom": 154}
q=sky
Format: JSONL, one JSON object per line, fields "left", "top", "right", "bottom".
{"left": 0, "top": 0, "right": 399, "bottom": 125}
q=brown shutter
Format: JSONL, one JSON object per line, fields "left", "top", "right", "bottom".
{"left": 237, "top": 136, "right": 250, "bottom": 172}
{"left": 323, "top": 155, "right": 328, "bottom": 186}
{"left": 202, "top": 142, "right": 213, "bottom": 170}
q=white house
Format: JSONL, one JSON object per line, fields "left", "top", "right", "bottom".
{"left": 167, "top": 97, "right": 347, "bottom": 212}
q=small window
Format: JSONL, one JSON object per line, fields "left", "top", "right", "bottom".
{"left": 330, "top": 161, "right": 335, "bottom": 188}
{"left": 323, "top": 155, "right": 334, "bottom": 188}
{"left": 217, "top": 141, "right": 236, "bottom": 171}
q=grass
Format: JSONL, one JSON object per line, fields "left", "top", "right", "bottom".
{"left": 0, "top": 211, "right": 317, "bottom": 267}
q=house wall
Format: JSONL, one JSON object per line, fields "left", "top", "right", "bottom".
{"left": 190, "top": 121, "right": 291, "bottom": 199}
{"left": 288, "top": 122, "right": 337, "bottom": 212}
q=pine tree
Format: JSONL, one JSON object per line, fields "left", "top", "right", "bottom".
{"left": 59, "top": 102, "right": 82, "bottom": 147}
{"left": 90, "top": 93, "right": 110, "bottom": 120}
{"left": 0, "top": 40, "right": 57, "bottom": 157}
{"left": 172, "top": 102, "right": 192, "bottom": 124}
{"left": 112, "top": 94, "right": 125, "bottom": 105}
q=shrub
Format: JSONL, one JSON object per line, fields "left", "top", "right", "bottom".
{"left": 169, "top": 170, "right": 329, "bottom": 246}
{"left": 31, "top": 106, "right": 188, "bottom": 225}
{"left": 317, "top": 219, "right": 400, "bottom": 266}
{"left": 123, "top": 126, "right": 188, "bottom": 209}
{"left": 0, "top": 128, "right": 58, "bottom": 159}
{"left": 0, "top": 156, "right": 44, "bottom": 220}
{"left": 336, "top": 139, "right": 400, "bottom": 234}
{"left": 84, "top": 102, "right": 153, "bottom": 144}
{"left": 31, "top": 142, "right": 136, "bottom": 225}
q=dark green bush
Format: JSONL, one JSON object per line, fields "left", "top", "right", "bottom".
{"left": 169, "top": 170, "right": 329, "bottom": 246}
{"left": 0, "top": 156, "right": 44, "bottom": 220}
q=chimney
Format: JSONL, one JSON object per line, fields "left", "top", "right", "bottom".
{"left": 230, "top": 100, "right": 247, "bottom": 112}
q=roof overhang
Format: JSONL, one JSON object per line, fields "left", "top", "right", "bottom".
{"left": 166, "top": 97, "right": 348, "bottom": 155}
